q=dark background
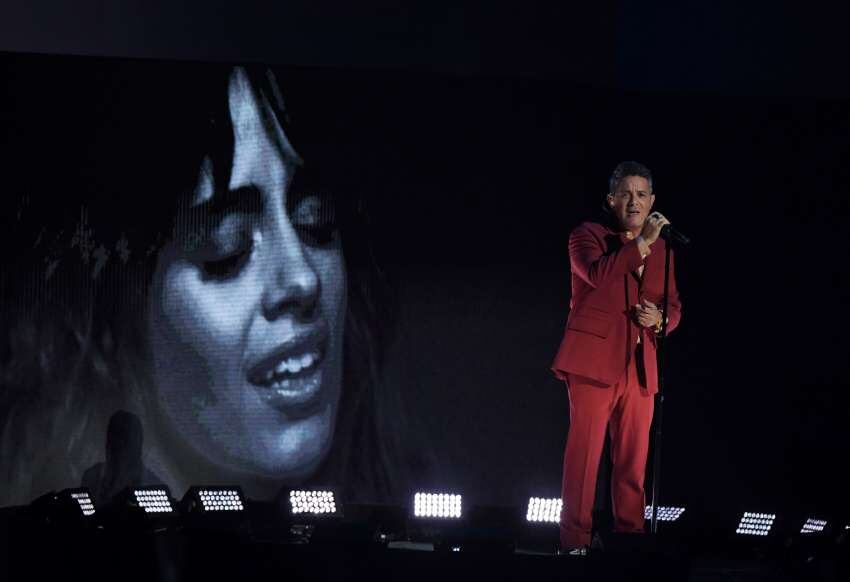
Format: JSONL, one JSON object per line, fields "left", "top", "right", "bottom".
{"left": 3, "top": 1, "right": 850, "bottom": 97}
{"left": 1, "top": 1, "right": 849, "bottom": 517}
{"left": 369, "top": 77, "right": 850, "bottom": 514}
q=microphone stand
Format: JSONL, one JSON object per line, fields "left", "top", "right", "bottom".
{"left": 649, "top": 233, "right": 675, "bottom": 535}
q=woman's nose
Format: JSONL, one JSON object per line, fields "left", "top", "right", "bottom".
{"left": 261, "top": 237, "right": 320, "bottom": 322}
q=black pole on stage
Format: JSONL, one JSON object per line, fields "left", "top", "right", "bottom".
{"left": 649, "top": 229, "right": 685, "bottom": 534}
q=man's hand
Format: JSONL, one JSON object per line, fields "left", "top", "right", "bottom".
{"left": 640, "top": 211, "right": 670, "bottom": 245}
{"left": 634, "top": 299, "right": 662, "bottom": 329}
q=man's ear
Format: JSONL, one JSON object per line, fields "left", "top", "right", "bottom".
{"left": 606, "top": 193, "right": 614, "bottom": 207}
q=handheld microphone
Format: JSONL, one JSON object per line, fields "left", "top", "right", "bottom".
{"left": 661, "top": 224, "right": 691, "bottom": 246}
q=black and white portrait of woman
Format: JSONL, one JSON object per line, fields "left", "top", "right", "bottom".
{"left": 147, "top": 66, "right": 351, "bottom": 497}
{"left": 0, "top": 55, "right": 416, "bottom": 506}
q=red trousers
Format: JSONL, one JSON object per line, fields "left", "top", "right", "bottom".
{"left": 559, "top": 354, "right": 654, "bottom": 549}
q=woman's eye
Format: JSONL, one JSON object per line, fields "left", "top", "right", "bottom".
{"left": 296, "top": 224, "right": 337, "bottom": 246}
{"left": 201, "top": 239, "right": 253, "bottom": 279}
{"left": 198, "top": 226, "right": 254, "bottom": 279}
{"left": 193, "top": 214, "right": 256, "bottom": 280}
{"left": 291, "top": 195, "right": 338, "bottom": 246}
{"left": 202, "top": 248, "right": 250, "bottom": 279}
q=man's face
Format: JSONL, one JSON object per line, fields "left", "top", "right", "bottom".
{"left": 606, "top": 175, "right": 655, "bottom": 233}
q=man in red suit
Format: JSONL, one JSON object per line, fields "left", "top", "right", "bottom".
{"left": 551, "top": 161, "right": 682, "bottom": 553}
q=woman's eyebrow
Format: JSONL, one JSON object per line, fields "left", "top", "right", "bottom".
{"left": 194, "top": 185, "right": 264, "bottom": 217}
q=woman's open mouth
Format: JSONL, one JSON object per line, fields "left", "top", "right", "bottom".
{"left": 254, "top": 349, "right": 323, "bottom": 387}
{"left": 247, "top": 335, "right": 328, "bottom": 414}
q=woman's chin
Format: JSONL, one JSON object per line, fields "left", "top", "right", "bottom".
{"left": 237, "top": 414, "right": 334, "bottom": 481}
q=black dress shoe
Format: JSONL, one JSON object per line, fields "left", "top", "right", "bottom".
{"left": 590, "top": 531, "right": 605, "bottom": 552}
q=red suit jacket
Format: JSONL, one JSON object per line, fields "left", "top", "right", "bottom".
{"left": 551, "top": 221, "right": 682, "bottom": 394}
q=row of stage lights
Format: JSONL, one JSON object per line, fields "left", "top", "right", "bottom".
{"left": 56, "top": 487, "right": 839, "bottom": 538}
{"left": 734, "top": 513, "right": 833, "bottom": 537}
{"left": 53, "top": 487, "right": 344, "bottom": 518}
{"left": 524, "top": 499, "right": 687, "bottom": 525}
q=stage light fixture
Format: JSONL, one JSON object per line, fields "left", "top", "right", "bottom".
{"left": 525, "top": 497, "right": 562, "bottom": 524}
{"left": 735, "top": 512, "right": 776, "bottom": 536}
{"left": 199, "top": 489, "right": 244, "bottom": 512}
{"left": 132, "top": 487, "right": 175, "bottom": 514}
{"left": 800, "top": 517, "right": 827, "bottom": 534}
{"left": 26, "top": 488, "right": 98, "bottom": 529}
{"left": 183, "top": 486, "right": 246, "bottom": 513}
{"left": 289, "top": 490, "right": 339, "bottom": 516}
{"left": 95, "top": 486, "right": 178, "bottom": 533}
{"left": 180, "top": 486, "right": 251, "bottom": 537}
{"left": 644, "top": 505, "right": 685, "bottom": 522}
{"left": 67, "top": 489, "right": 97, "bottom": 517}
{"left": 413, "top": 492, "right": 462, "bottom": 519}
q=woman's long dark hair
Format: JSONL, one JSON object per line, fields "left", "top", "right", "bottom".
{"left": 0, "top": 54, "right": 412, "bottom": 505}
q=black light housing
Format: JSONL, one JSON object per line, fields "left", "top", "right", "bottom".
{"left": 97, "top": 485, "right": 179, "bottom": 532}
{"left": 27, "top": 487, "right": 97, "bottom": 528}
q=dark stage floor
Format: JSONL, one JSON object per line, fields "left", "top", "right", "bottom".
{"left": 1, "top": 503, "right": 846, "bottom": 582}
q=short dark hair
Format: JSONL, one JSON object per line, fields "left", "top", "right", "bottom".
{"left": 609, "top": 161, "right": 653, "bottom": 194}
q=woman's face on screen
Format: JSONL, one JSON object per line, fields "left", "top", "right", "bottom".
{"left": 147, "top": 68, "right": 346, "bottom": 482}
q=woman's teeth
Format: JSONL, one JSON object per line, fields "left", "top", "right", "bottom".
{"left": 263, "top": 351, "right": 320, "bottom": 383}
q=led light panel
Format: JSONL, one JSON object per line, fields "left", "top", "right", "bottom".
{"left": 644, "top": 506, "right": 685, "bottom": 522}
{"left": 70, "top": 491, "right": 96, "bottom": 516}
{"left": 525, "top": 497, "right": 562, "bottom": 523}
{"left": 736, "top": 512, "right": 776, "bottom": 536}
{"left": 800, "top": 518, "right": 827, "bottom": 534}
{"left": 413, "top": 492, "right": 462, "bottom": 519}
{"left": 133, "top": 488, "right": 174, "bottom": 514}
{"left": 289, "top": 490, "right": 338, "bottom": 515}
{"left": 197, "top": 488, "right": 244, "bottom": 512}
